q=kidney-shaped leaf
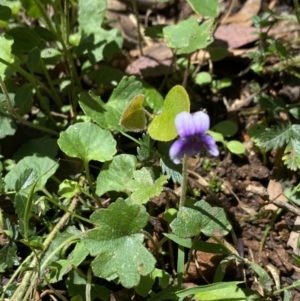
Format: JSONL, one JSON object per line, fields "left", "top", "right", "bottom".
{"left": 163, "top": 18, "right": 214, "bottom": 54}
{"left": 58, "top": 122, "right": 117, "bottom": 163}
{"left": 170, "top": 200, "right": 232, "bottom": 238}
{"left": 96, "top": 154, "right": 137, "bottom": 196}
{"left": 5, "top": 156, "right": 58, "bottom": 193}
{"left": 84, "top": 199, "right": 156, "bottom": 288}
{"left": 187, "top": 0, "right": 220, "bottom": 18}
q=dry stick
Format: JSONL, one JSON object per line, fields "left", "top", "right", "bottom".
{"left": 10, "top": 196, "right": 79, "bottom": 301}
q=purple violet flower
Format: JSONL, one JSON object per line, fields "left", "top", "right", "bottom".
{"left": 169, "top": 111, "right": 219, "bottom": 164}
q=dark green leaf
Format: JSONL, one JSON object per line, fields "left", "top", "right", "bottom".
{"left": 13, "top": 136, "right": 58, "bottom": 162}
{"left": 254, "top": 123, "right": 291, "bottom": 150}
{"left": 0, "top": 4, "right": 12, "bottom": 21}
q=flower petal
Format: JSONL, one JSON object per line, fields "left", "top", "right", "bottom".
{"left": 192, "top": 111, "right": 210, "bottom": 134}
{"left": 202, "top": 134, "right": 219, "bottom": 156}
{"left": 175, "top": 112, "right": 195, "bottom": 137}
{"left": 169, "top": 139, "right": 186, "bottom": 164}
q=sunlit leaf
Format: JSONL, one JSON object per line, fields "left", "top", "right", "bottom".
{"left": 163, "top": 17, "right": 214, "bottom": 54}
{"left": 84, "top": 200, "right": 156, "bottom": 288}
{"left": 148, "top": 85, "right": 190, "bottom": 141}
{"left": 170, "top": 200, "right": 231, "bottom": 238}
{"left": 58, "top": 122, "right": 117, "bottom": 163}
{"left": 79, "top": 76, "right": 142, "bottom": 131}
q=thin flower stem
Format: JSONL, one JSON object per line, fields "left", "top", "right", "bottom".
{"left": 182, "top": 54, "right": 191, "bottom": 88}
{"left": 179, "top": 155, "right": 188, "bottom": 208}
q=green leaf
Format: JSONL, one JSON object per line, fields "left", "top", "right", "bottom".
{"left": 96, "top": 154, "right": 137, "bottom": 196}
{"left": 148, "top": 85, "right": 190, "bottom": 141}
{"left": 226, "top": 140, "right": 246, "bottom": 155}
{"left": 212, "top": 120, "right": 238, "bottom": 137}
{"left": 13, "top": 136, "right": 58, "bottom": 162}
{"left": 248, "top": 123, "right": 267, "bottom": 145}
{"left": 283, "top": 139, "right": 300, "bottom": 171}
{"left": 163, "top": 17, "right": 214, "bottom": 54}
{"left": 193, "top": 241, "right": 231, "bottom": 254}
{"left": 89, "top": 65, "right": 124, "bottom": 88}
{"left": 78, "top": 0, "right": 106, "bottom": 35}
{"left": 0, "top": 94, "right": 17, "bottom": 139}
{"left": 119, "top": 94, "right": 146, "bottom": 132}
{"left": 66, "top": 270, "right": 112, "bottom": 301}
{"left": 212, "top": 78, "right": 232, "bottom": 90}
{"left": 0, "top": 34, "right": 14, "bottom": 79}
{"left": 144, "top": 25, "right": 165, "bottom": 39}
{"left": 209, "top": 47, "right": 228, "bottom": 62}
{"left": 137, "top": 134, "right": 155, "bottom": 162}
{"left": 0, "top": 243, "right": 18, "bottom": 270}
{"left": 0, "top": 4, "right": 11, "bottom": 21}
{"left": 207, "top": 130, "right": 225, "bottom": 143}
{"left": 58, "top": 180, "right": 81, "bottom": 199}
{"left": 58, "top": 122, "right": 117, "bottom": 163}
{"left": 142, "top": 81, "right": 164, "bottom": 114}
{"left": 163, "top": 233, "right": 192, "bottom": 248}
{"left": 7, "top": 27, "right": 41, "bottom": 55}
{"left": 41, "top": 230, "right": 77, "bottom": 267}
{"left": 20, "top": 0, "right": 49, "bottom": 18}
{"left": 84, "top": 200, "right": 156, "bottom": 288}
{"left": 15, "top": 168, "right": 37, "bottom": 192}
{"left": 194, "top": 71, "right": 212, "bottom": 85}
{"left": 160, "top": 157, "right": 182, "bottom": 183}
{"left": 5, "top": 156, "right": 58, "bottom": 193}
{"left": 186, "top": 0, "right": 220, "bottom": 18}
{"left": 249, "top": 262, "right": 272, "bottom": 292}
{"left": 96, "top": 155, "right": 166, "bottom": 204}
{"left": 135, "top": 268, "right": 171, "bottom": 297}
{"left": 170, "top": 200, "right": 232, "bottom": 238}
{"left": 79, "top": 76, "right": 143, "bottom": 131}
{"left": 26, "top": 47, "right": 40, "bottom": 72}
{"left": 177, "top": 282, "right": 262, "bottom": 300}
{"left": 163, "top": 208, "right": 177, "bottom": 224}
{"left": 253, "top": 123, "right": 291, "bottom": 150}
{"left": 126, "top": 168, "right": 167, "bottom": 204}
{"left": 75, "top": 28, "right": 123, "bottom": 62}
{"left": 49, "top": 241, "right": 89, "bottom": 283}
{"left": 14, "top": 84, "right": 33, "bottom": 116}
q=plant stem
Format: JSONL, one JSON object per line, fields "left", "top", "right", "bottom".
{"left": 40, "top": 59, "right": 63, "bottom": 108}
{"left": 86, "top": 267, "right": 92, "bottom": 301}
{"left": 0, "top": 77, "right": 59, "bottom": 136}
{"left": 10, "top": 196, "right": 79, "bottom": 301}
{"left": 179, "top": 155, "right": 188, "bottom": 208}
{"left": 0, "top": 253, "right": 34, "bottom": 300}
{"left": 182, "top": 54, "right": 191, "bottom": 88}
{"left": 132, "top": 0, "right": 143, "bottom": 56}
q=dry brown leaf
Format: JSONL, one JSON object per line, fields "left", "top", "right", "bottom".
{"left": 126, "top": 56, "right": 172, "bottom": 78}
{"left": 222, "top": 0, "right": 262, "bottom": 25}
{"left": 214, "top": 25, "right": 258, "bottom": 49}
{"left": 287, "top": 216, "right": 300, "bottom": 254}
